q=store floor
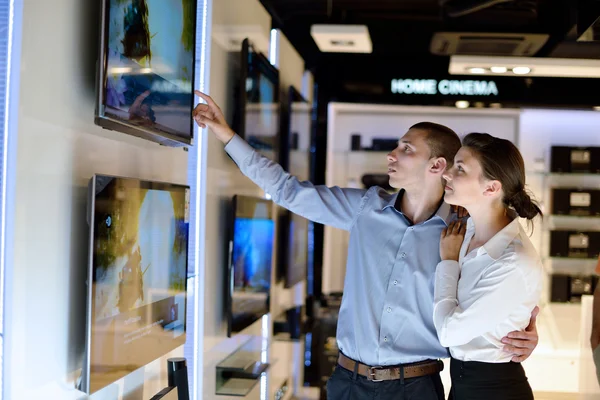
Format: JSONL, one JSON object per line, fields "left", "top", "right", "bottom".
{"left": 533, "top": 394, "right": 586, "bottom": 400}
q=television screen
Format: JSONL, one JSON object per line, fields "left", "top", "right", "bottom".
{"left": 284, "top": 86, "right": 310, "bottom": 288}
{"left": 286, "top": 215, "right": 308, "bottom": 288}
{"left": 82, "top": 175, "right": 190, "bottom": 394}
{"left": 230, "top": 39, "right": 280, "bottom": 160}
{"left": 228, "top": 195, "right": 274, "bottom": 336}
{"left": 95, "top": 0, "right": 196, "bottom": 147}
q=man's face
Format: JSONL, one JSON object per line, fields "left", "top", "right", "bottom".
{"left": 387, "top": 129, "right": 433, "bottom": 189}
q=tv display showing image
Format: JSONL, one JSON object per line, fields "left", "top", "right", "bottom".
{"left": 95, "top": 0, "right": 197, "bottom": 146}
{"left": 81, "top": 175, "right": 190, "bottom": 394}
{"left": 286, "top": 215, "right": 309, "bottom": 288}
{"left": 230, "top": 39, "right": 280, "bottom": 160}
{"left": 227, "top": 195, "right": 274, "bottom": 336}
{"left": 282, "top": 86, "right": 311, "bottom": 288}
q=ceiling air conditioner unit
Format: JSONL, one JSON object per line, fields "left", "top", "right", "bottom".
{"left": 430, "top": 32, "right": 549, "bottom": 56}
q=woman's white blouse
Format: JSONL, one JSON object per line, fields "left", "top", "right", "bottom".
{"left": 433, "top": 216, "right": 543, "bottom": 362}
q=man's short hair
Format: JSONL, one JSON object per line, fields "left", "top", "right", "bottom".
{"left": 409, "top": 122, "right": 461, "bottom": 168}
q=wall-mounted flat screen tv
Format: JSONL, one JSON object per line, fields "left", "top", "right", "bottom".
{"left": 230, "top": 39, "right": 280, "bottom": 160}
{"left": 95, "top": 0, "right": 197, "bottom": 147}
{"left": 279, "top": 86, "right": 310, "bottom": 288}
{"left": 227, "top": 195, "right": 274, "bottom": 336}
{"left": 81, "top": 174, "right": 190, "bottom": 394}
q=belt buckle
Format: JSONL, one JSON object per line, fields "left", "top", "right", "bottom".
{"left": 367, "top": 366, "right": 388, "bottom": 382}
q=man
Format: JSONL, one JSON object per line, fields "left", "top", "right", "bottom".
{"left": 193, "top": 91, "right": 538, "bottom": 400}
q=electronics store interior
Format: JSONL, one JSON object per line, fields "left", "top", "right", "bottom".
{"left": 1, "top": 0, "right": 600, "bottom": 399}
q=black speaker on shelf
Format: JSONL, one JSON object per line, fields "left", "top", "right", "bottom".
{"left": 291, "top": 132, "right": 299, "bottom": 150}
{"left": 167, "top": 358, "right": 190, "bottom": 400}
{"left": 550, "top": 275, "right": 570, "bottom": 302}
{"left": 350, "top": 134, "right": 362, "bottom": 151}
{"left": 550, "top": 231, "right": 600, "bottom": 259}
{"left": 550, "top": 274, "right": 599, "bottom": 303}
{"left": 571, "top": 276, "right": 597, "bottom": 298}
{"left": 552, "top": 188, "right": 600, "bottom": 216}
{"left": 371, "top": 138, "right": 399, "bottom": 151}
{"left": 551, "top": 146, "right": 600, "bottom": 173}
{"left": 361, "top": 174, "right": 393, "bottom": 191}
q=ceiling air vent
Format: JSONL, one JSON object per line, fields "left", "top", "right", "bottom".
{"left": 430, "top": 32, "right": 548, "bottom": 56}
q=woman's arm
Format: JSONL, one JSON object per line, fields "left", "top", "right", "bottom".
{"left": 433, "top": 256, "right": 530, "bottom": 347}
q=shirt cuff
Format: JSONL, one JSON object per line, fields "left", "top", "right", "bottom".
{"left": 224, "top": 134, "right": 254, "bottom": 165}
{"left": 437, "top": 260, "right": 460, "bottom": 277}
{"left": 434, "top": 260, "right": 460, "bottom": 302}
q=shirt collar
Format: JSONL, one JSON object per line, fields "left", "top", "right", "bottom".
{"left": 383, "top": 189, "right": 452, "bottom": 225}
{"left": 383, "top": 189, "right": 402, "bottom": 210}
{"left": 469, "top": 211, "right": 521, "bottom": 260}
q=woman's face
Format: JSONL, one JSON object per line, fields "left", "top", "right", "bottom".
{"left": 442, "top": 147, "right": 489, "bottom": 207}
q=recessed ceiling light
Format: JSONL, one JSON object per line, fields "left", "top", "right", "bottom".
{"left": 331, "top": 40, "right": 355, "bottom": 46}
{"left": 512, "top": 66, "right": 531, "bottom": 75}
{"left": 310, "top": 24, "right": 372, "bottom": 53}
{"left": 455, "top": 100, "right": 470, "bottom": 109}
{"left": 490, "top": 66, "right": 507, "bottom": 73}
{"left": 468, "top": 67, "right": 486, "bottom": 74}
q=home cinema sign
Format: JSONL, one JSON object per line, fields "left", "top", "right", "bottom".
{"left": 391, "top": 78, "right": 499, "bottom": 96}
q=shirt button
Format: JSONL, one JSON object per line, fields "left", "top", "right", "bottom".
{"left": 387, "top": 307, "right": 392, "bottom": 313}
{"left": 400, "top": 252, "right": 406, "bottom": 258}
{"left": 384, "top": 337, "right": 388, "bottom": 342}
{"left": 393, "top": 280, "right": 398, "bottom": 285}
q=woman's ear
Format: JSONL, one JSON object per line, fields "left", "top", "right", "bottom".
{"left": 430, "top": 157, "right": 448, "bottom": 174}
{"left": 483, "top": 180, "right": 503, "bottom": 197}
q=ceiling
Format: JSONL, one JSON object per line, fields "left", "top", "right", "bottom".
{"left": 260, "top": 0, "right": 600, "bottom": 85}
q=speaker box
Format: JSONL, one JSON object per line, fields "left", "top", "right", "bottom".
{"left": 570, "top": 276, "right": 596, "bottom": 298}
{"left": 167, "top": 358, "right": 189, "bottom": 400}
{"left": 552, "top": 189, "right": 600, "bottom": 216}
{"left": 550, "top": 274, "right": 599, "bottom": 303}
{"left": 350, "top": 134, "right": 362, "bottom": 151}
{"left": 371, "top": 138, "right": 398, "bottom": 151}
{"left": 550, "top": 231, "right": 600, "bottom": 259}
{"left": 550, "top": 275, "right": 570, "bottom": 302}
{"left": 361, "top": 174, "right": 393, "bottom": 191}
{"left": 551, "top": 146, "right": 600, "bottom": 173}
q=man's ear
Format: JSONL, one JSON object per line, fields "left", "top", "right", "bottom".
{"left": 430, "top": 157, "right": 448, "bottom": 174}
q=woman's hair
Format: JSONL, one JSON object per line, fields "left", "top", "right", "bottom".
{"left": 462, "top": 133, "right": 542, "bottom": 221}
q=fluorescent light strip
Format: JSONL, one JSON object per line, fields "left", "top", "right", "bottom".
{"left": 1, "top": 0, "right": 16, "bottom": 339}
{"left": 1, "top": 0, "right": 20, "bottom": 397}
{"left": 269, "top": 29, "right": 279, "bottom": 67}
{"left": 185, "top": 0, "right": 211, "bottom": 398}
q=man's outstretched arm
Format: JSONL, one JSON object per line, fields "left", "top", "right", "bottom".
{"left": 193, "top": 91, "right": 369, "bottom": 231}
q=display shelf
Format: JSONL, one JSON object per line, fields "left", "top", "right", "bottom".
{"left": 544, "top": 215, "right": 600, "bottom": 231}
{"left": 543, "top": 257, "right": 598, "bottom": 275}
{"left": 527, "top": 171, "right": 600, "bottom": 177}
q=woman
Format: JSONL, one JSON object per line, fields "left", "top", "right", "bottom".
{"left": 434, "top": 133, "right": 542, "bottom": 400}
